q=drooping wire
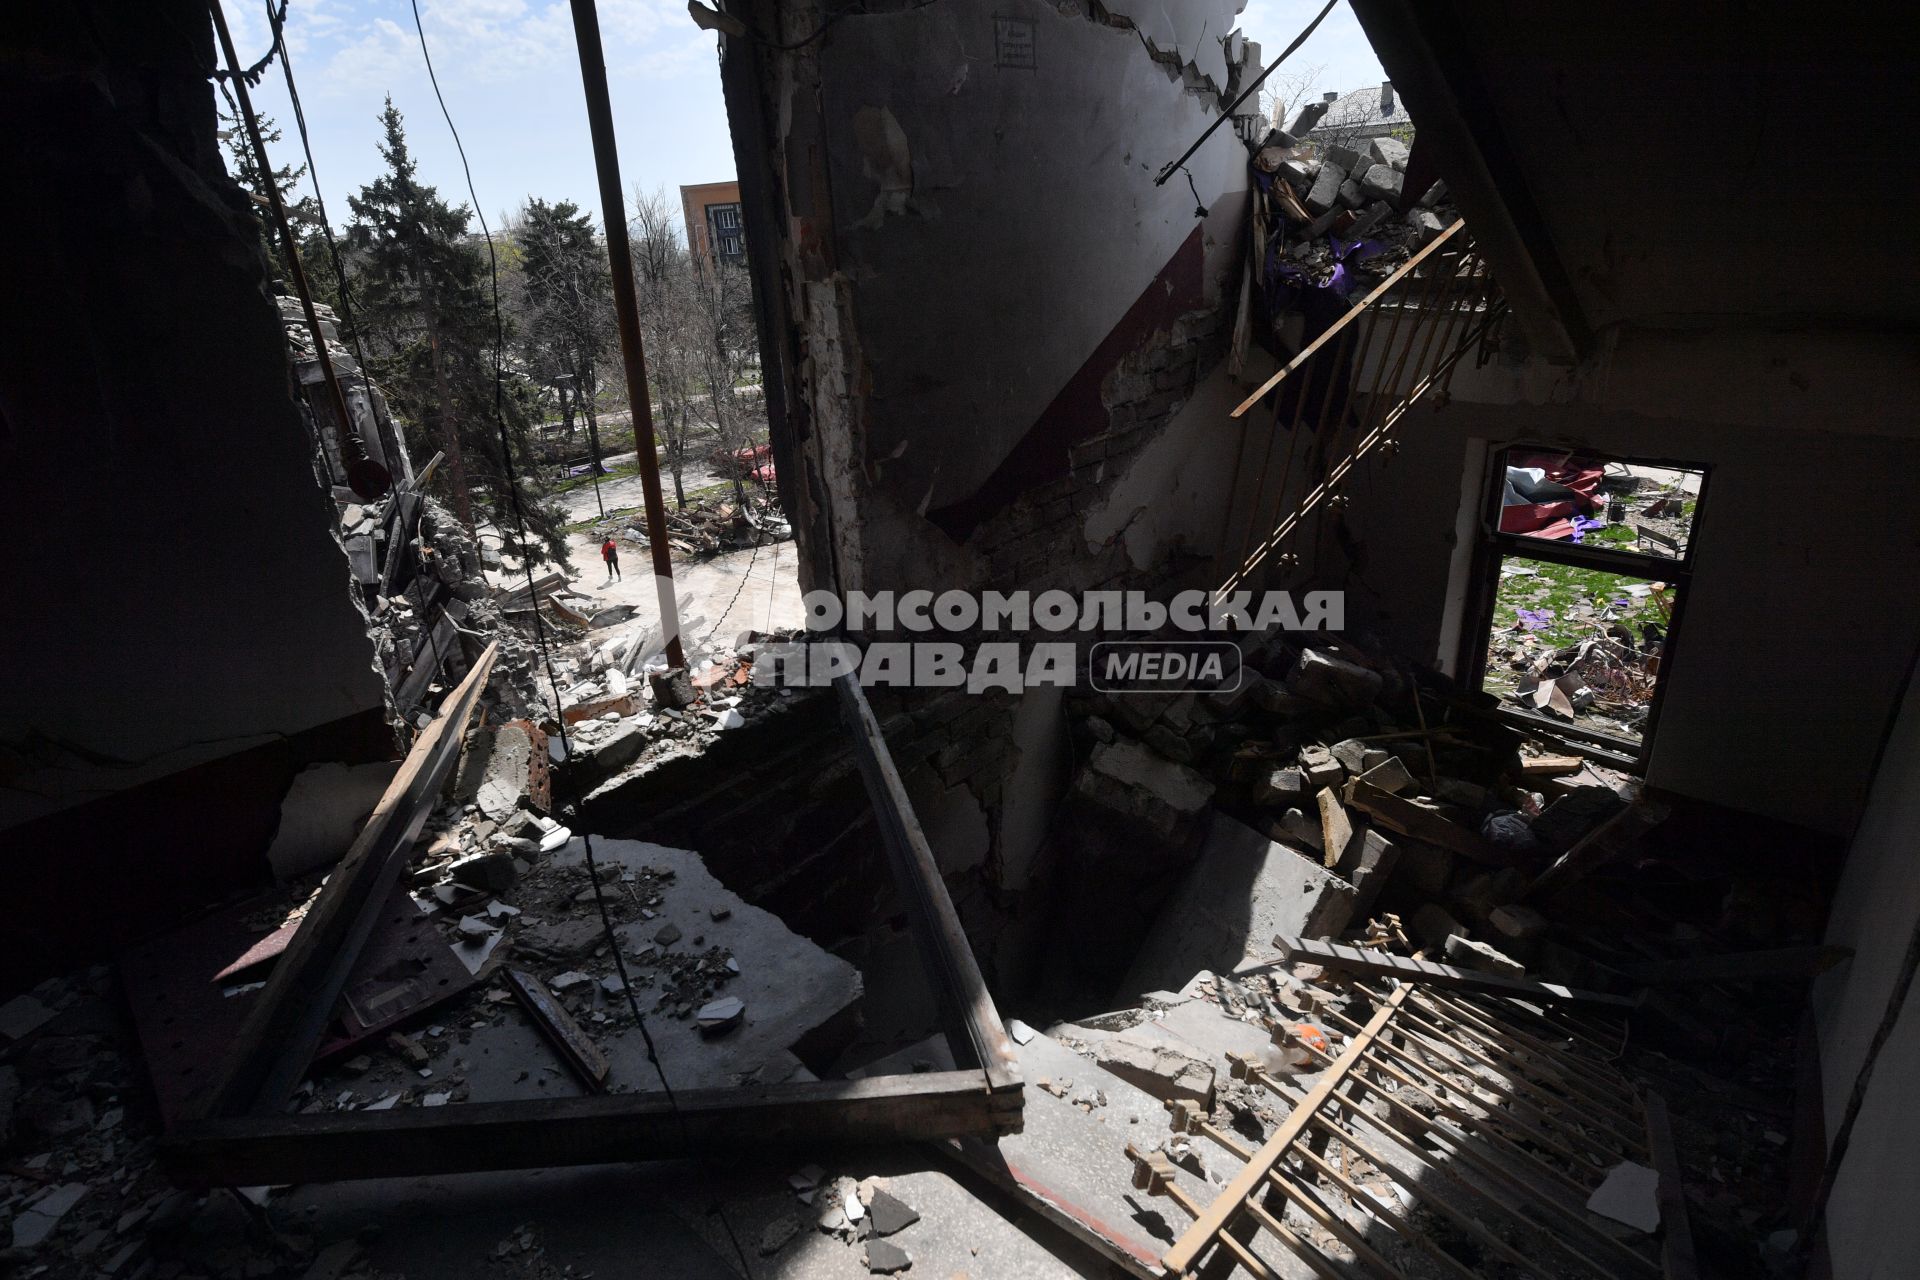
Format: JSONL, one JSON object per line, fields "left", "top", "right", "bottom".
{"left": 1153, "top": 0, "right": 1339, "bottom": 186}
{"left": 404, "top": 4, "right": 752, "bottom": 1274}
{"left": 213, "top": 0, "right": 288, "bottom": 84}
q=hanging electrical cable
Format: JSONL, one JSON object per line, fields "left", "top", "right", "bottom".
{"left": 404, "top": 2, "right": 753, "bottom": 1272}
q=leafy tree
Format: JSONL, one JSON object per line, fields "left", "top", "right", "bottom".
{"left": 343, "top": 98, "right": 565, "bottom": 563}
{"left": 514, "top": 199, "right": 616, "bottom": 488}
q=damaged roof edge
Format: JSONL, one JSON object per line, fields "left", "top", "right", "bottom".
{"left": 1346, "top": 0, "right": 1590, "bottom": 363}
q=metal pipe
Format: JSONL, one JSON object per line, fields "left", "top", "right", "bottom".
{"left": 209, "top": 0, "right": 389, "bottom": 502}
{"left": 567, "top": 0, "right": 684, "bottom": 668}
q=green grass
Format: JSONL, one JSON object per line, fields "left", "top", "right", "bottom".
{"left": 1488, "top": 556, "right": 1667, "bottom": 654}
{"left": 546, "top": 460, "right": 640, "bottom": 495}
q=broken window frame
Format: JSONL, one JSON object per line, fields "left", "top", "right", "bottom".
{"left": 1460, "top": 445, "right": 1711, "bottom": 768}
{"left": 159, "top": 672, "right": 1023, "bottom": 1187}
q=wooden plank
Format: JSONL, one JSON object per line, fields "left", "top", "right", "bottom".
{"left": 1642, "top": 1091, "right": 1702, "bottom": 1280}
{"left": 204, "top": 643, "right": 499, "bottom": 1119}
{"left": 1231, "top": 219, "right": 1465, "bottom": 418}
{"left": 1162, "top": 986, "right": 1408, "bottom": 1274}
{"left": 1342, "top": 777, "right": 1524, "bottom": 866}
{"left": 163, "top": 1071, "right": 1004, "bottom": 1186}
{"left": 1274, "top": 935, "right": 1643, "bottom": 1009}
{"left": 1519, "top": 754, "right": 1586, "bottom": 777}
{"left": 1613, "top": 946, "right": 1851, "bottom": 987}
{"left": 1316, "top": 786, "right": 1352, "bottom": 869}
{"left": 835, "top": 675, "right": 1023, "bottom": 1108}
{"left": 505, "top": 968, "right": 610, "bottom": 1091}
{"left": 1527, "top": 798, "right": 1669, "bottom": 900}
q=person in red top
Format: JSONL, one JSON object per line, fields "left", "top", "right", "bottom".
{"left": 601, "top": 536, "right": 621, "bottom": 582}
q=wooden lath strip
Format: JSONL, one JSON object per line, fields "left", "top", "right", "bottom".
{"left": 1230, "top": 219, "right": 1467, "bottom": 418}
{"left": 1146, "top": 979, "right": 1671, "bottom": 1280}
{"left": 1160, "top": 985, "right": 1410, "bottom": 1274}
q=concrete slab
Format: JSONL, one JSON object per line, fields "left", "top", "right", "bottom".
{"left": 1122, "top": 813, "right": 1358, "bottom": 1000}
{"left": 946, "top": 1030, "right": 1242, "bottom": 1279}
{"left": 311, "top": 837, "right": 859, "bottom": 1109}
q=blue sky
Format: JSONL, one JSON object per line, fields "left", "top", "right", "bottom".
{"left": 228, "top": 0, "right": 1384, "bottom": 237}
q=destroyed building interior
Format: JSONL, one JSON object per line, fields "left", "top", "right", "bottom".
{"left": 3, "top": 2, "right": 1918, "bottom": 1279}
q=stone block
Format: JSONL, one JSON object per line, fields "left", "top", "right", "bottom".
{"left": 1359, "top": 164, "right": 1404, "bottom": 202}
{"left": 1273, "top": 807, "right": 1322, "bottom": 855}
{"left": 1257, "top": 766, "right": 1308, "bottom": 808}
{"left": 1368, "top": 136, "right": 1410, "bottom": 170}
{"left": 1306, "top": 163, "right": 1345, "bottom": 213}
{"left": 1356, "top": 756, "right": 1415, "bottom": 796}
{"left": 1406, "top": 208, "right": 1447, "bottom": 247}
{"left": 1076, "top": 739, "right": 1214, "bottom": 837}
{"left": 1445, "top": 933, "right": 1526, "bottom": 978}
{"left": 1338, "top": 178, "right": 1366, "bottom": 209}
{"left": 1410, "top": 902, "right": 1464, "bottom": 950}
{"left": 1329, "top": 738, "right": 1370, "bottom": 772}
{"left": 1125, "top": 813, "right": 1358, "bottom": 995}
{"left": 1288, "top": 648, "right": 1383, "bottom": 708}
{"left": 476, "top": 722, "right": 534, "bottom": 821}
{"left": 1325, "top": 144, "right": 1365, "bottom": 174}
{"left": 1337, "top": 828, "right": 1400, "bottom": 921}
{"left": 1489, "top": 903, "right": 1550, "bottom": 962}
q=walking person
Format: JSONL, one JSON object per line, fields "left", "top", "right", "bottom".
{"left": 601, "top": 535, "right": 622, "bottom": 582}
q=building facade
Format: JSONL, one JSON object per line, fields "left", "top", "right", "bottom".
{"left": 680, "top": 179, "right": 745, "bottom": 265}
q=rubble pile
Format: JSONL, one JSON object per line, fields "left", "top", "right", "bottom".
{"left": 0, "top": 973, "right": 378, "bottom": 1279}
{"left": 533, "top": 629, "right": 803, "bottom": 791}
{"left": 1064, "top": 629, "right": 1645, "bottom": 984}
{"left": 1250, "top": 127, "right": 1454, "bottom": 297}
{"left": 585, "top": 490, "right": 790, "bottom": 559}
{"left": 349, "top": 489, "right": 549, "bottom": 720}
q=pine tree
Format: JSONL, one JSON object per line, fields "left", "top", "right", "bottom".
{"left": 220, "top": 110, "right": 335, "bottom": 307}
{"left": 344, "top": 99, "right": 565, "bottom": 564}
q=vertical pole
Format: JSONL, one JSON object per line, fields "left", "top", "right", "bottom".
{"left": 208, "top": 0, "right": 389, "bottom": 501}
{"left": 567, "top": 0, "right": 685, "bottom": 667}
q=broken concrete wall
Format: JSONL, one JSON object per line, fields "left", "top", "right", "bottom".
{"left": 717, "top": 0, "right": 1269, "bottom": 973}
{"left": 0, "top": 1, "right": 389, "bottom": 984}
{"left": 1810, "top": 652, "right": 1920, "bottom": 1278}
{"left": 723, "top": 0, "right": 1257, "bottom": 599}
{"left": 1316, "top": 327, "right": 1920, "bottom": 835}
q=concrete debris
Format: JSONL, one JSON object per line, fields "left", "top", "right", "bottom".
{"left": 1444, "top": 932, "right": 1527, "bottom": 977}
{"left": 863, "top": 1239, "right": 912, "bottom": 1274}
{"left": 759, "top": 1214, "right": 802, "bottom": 1255}
{"left": 1587, "top": 1161, "right": 1662, "bottom": 1233}
{"left": 696, "top": 995, "right": 746, "bottom": 1034}
{"left": 1288, "top": 648, "right": 1384, "bottom": 708}
{"left": 865, "top": 1187, "right": 920, "bottom": 1236}
{"left": 1094, "top": 1029, "right": 1215, "bottom": 1105}
{"left": 9, "top": 1182, "right": 87, "bottom": 1249}
{"left": 0, "top": 993, "right": 56, "bottom": 1042}
{"left": 1076, "top": 738, "right": 1215, "bottom": 835}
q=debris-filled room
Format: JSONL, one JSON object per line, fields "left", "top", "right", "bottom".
{"left": 2, "top": 1, "right": 1916, "bottom": 1277}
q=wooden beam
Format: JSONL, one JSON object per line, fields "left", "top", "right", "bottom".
{"left": 1642, "top": 1091, "right": 1702, "bottom": 1280}
{"left": 1162, "top": 986, "right": 1409, "bottom": 1275}
{"left": 1231, "top": 219, "right": 1465, "bottom": 418}
{"left": 1518, "top": 754, "right": 1586, "bottom": 778}
{"left": 1342, "top": 776, "right": 1523, "bottom": 867}
{"left": 163, "top": 1071, "right": 1006, "bottom": 1186}
{"left": 204, "top": 644, "right": 498, "bottom": 1119}
{"left": 1273, "top": 935, "right": 1643, "bottom": 1009}
{"left": 834, "top": 675, "right": 1023, "bottom": 1108}
{"left": 1527, "top": 798, "right": 1669, "bottom": 900}
{"left": 1613, "top": 947, "right": 1852, "bottom": 988}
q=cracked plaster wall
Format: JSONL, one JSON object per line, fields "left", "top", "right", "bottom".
{"left": 0, "top": 2, "right": 388, "bottom": 981}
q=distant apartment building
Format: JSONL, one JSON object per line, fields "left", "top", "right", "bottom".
{"left": 680, "top": 180, "right": 745, "bottom": 265}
